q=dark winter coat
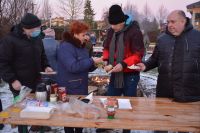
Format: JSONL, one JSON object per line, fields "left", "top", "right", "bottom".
{"left": 103, "top": 21, "right": 144, "bottom": 72}
{"left": 144, "top": 18, "right": 200, "bottom": 102}
{"left": 57, "top": 32, "right": 95, "bottom": 95}
{"left": 0, "top": 24, "right": 49, "bottom": 93}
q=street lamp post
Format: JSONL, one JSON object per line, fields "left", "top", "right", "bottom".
{"left": 50, "top": 16, "right": 52, "bottom": 28}
{"left": 48, "top": 13, "right": 52, "bottom": 28}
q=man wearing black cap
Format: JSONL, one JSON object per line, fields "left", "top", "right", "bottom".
{"left": 0, "top": 13, "right": 53, "bottom": 132}
{"left": 102, "top": 5, "right": 144, "bottom": 133}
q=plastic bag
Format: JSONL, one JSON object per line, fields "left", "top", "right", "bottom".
{"left": 13, "top": 86, "right": 32, "bottom": 104}
{"left": 68, "top": 97, "right": 102, "bottom": 119}
{"left": 59, "top": 102, "right": 76, "bottom": 114}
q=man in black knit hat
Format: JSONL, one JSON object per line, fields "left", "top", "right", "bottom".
{"left": 103, "top": 5, "right": 144, "bottom": 98}
{"left": 100, "top": 4, "right": 144, "bottom": 133}
{"left": 0, "top": 13, "right": 53, "bottom": 133}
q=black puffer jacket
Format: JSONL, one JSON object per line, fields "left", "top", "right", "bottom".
{"left": 145, "top": 18, "right": 200, "bottom": 102}
{"left": 0, "top": 24, "right": 49, "bottom": 93}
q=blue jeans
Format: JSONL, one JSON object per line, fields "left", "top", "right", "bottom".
{"left": 107, "top": 73, "right": 140, "bottom": 96}
{"left": 107, "top": 73, "right": 139, "bottom": 133}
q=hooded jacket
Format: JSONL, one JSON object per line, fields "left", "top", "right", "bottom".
{"left": 145, "top": 18, "right": 200, "bottom": 102}
{"left": 103, "top": 19, "right": 144, "bottom": 73}
{"left": 0, "top": 24, "right": 49, "bottom": 93}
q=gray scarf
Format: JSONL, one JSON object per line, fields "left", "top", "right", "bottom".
{"left": 109, "top": 26, "right": 129, "bottom": 88}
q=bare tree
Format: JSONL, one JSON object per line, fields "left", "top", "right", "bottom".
{"left": 101, "top": 8, "right": 108, "bottom": 20}
{"left": 123, "top": 2, "right": 140, "bottom": 21}
{"left": 0, "top": 0, "right": 7, "bottom": 25}
{"left": 40, "top": 0, "right": 52, "bottom": 20}
{"left": 0, "top": 0, "right": 10, "bottom": 37}
{"left": 58, "top": 0, "right": 83, "bottom": 21}
{"left": 157, "top": 4, "right": 169, "bottom": 25}
{"left": 142, "top": 1, "right": 153, "bottom": 21}
{"left": 101, "top": 7, "right": 109, "bottom": 29}
{"left": 4, "top": 0, "right": 39, "bottom": 24}
{"left": 140, "top": 2, "right": 156, "bottom": 33}
{"left": 0, "top": 0, "right": 39, "bottom": 37}
{"left": 32, "top": 1, "right": 40, "bottom": 16}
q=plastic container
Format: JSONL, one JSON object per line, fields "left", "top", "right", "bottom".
{"left": 35, "top": 83, "right": 47, "bottom": 101}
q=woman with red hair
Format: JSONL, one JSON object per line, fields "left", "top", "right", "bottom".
{"left": 57, "top": 21, "right": 102, "bottom": 133}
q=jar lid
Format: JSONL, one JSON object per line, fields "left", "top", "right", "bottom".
{"left": 36, "top": 83, "right": 47, "bottom": 92}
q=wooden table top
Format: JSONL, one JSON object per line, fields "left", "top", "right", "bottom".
{"left": 0, "top": 96, "right": 200, "bottom": 132}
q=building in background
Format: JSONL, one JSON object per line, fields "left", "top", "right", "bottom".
{"left": 42, "top": 17, "right": 70, "bottom": 40}
{"left": 187, "top": 1, "right": 200, "bottom": 30}
{"left": 43, "top": 17, "right": 69, "bottom": 27}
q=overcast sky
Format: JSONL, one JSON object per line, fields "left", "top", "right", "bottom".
{"left": 48, "top": 0, "right": 199, "bottom": 20}
{"left": 90, "top": 0, "right": 199, "bottom": 20}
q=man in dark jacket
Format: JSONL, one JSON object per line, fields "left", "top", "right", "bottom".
{"left": 0, "top": 13, "right": 53, "bottom": 132}
{"left": 0, "top": 13, "right": 52, "bottom": 95}
{"left": 137, "top": 10, "right": 200, "bottom": 102}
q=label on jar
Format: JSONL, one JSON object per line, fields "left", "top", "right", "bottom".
{"left": 107, "top": 107, "right": 115, "bottom": 112}
{"left": 50, "top": 94, "right": 57, "bottom": 102}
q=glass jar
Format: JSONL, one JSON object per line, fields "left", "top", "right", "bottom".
{"left": 50, "top": 94, "right": 57, "bottom": 102}
{"left": 106, "top": 98, "right": 117, "bottom": 119}
{"left": 107, "top": 105, "right": 115, "bottom": 119}
{"left": 58, "top": 87, "right": 67, "bottom": 102}
{"left": 51, "top": 83, "right": 58, "bottom": 95}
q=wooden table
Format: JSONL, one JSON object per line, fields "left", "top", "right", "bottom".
{"left": 0, "top": 96, "right": 200, "bottom": 132}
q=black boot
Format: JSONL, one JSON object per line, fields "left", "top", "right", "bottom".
{"left": 0, "top": 99, "right": 4, "bottom": 130}
{"left": 0, "top": 124, "right": 4, "bottom": 130}
{"left": 96, "top": 128, "right": 111, "bottom": 133}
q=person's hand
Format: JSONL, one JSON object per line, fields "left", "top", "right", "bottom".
{"left": 111, "top": 63, "right": 123, "bottom": 72}
{"left": 135, "top": 63, "right": 146, "bottom": 71}
{"left": 92, "top": 57, "right": 103, "bottom": 64}
{"left": 104, "top": 64, "right": 113, "bottom": 72}
{"left": 103, "top": 61, "right": 108, "bottom": 66}
{"left": 12, "top": 80, "right": 22, "bottom": 91}
{"left": 45, "top": 67, "right": 54, "bottom": 72}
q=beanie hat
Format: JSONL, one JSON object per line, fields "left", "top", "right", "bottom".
{"left": 108, "top": 5, "right": 128, "bottom": 25}
{"left": 21, "top": 13, "right": 41, "bottom": 29}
